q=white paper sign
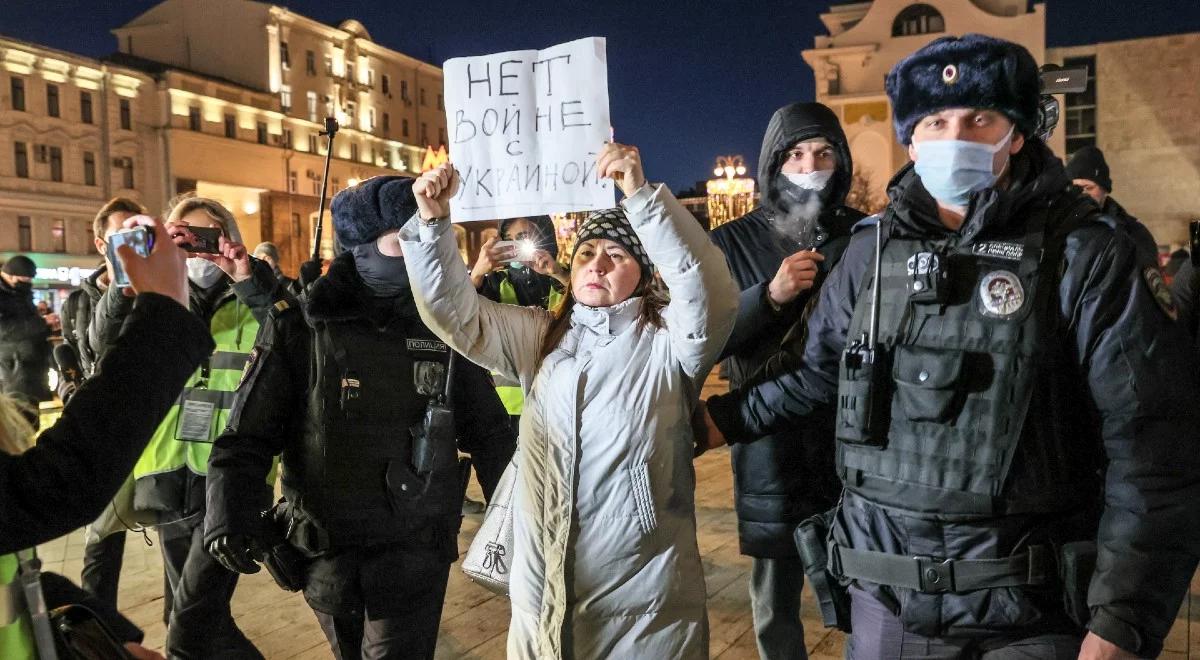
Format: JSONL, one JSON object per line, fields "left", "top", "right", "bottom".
{"left": 443, "top": 37, "right": 613, "bottom": 222}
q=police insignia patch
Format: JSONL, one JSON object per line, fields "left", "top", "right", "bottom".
{"left": 942, "top": 64, "right": 959, "bottom": 85}
{"left": 1143, "top": 267, "right": 1178, "bottom": 321}
{"left": 979, "top": 270, "right": 1025, "bottom": 318}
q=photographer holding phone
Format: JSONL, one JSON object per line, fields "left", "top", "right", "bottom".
{"left": 471, "top": 216, "right": 567, "bottom": 432}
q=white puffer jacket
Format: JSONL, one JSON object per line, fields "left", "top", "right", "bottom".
{"left": 400, "top": 184, "right": 737, "bottom": 659}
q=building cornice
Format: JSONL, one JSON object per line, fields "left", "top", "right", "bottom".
{"left": 267, "top": 6, "right": 442, "bottom": 76}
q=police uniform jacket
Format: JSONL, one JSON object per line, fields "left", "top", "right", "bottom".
{"left": 706, "top": 140, "right": 1200, "bottom": 656}
{"left": 203, "top": 251, "right": 516, "bottom": 606}
{"left": 710, "top": 101, "right": 865, "bottom": 557}
{"left": 401, "top": 184, "right": 738, "bottom": 660}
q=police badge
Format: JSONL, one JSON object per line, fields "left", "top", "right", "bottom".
{"left": 978, "top": 270, "right": 1025, "bottom": 318}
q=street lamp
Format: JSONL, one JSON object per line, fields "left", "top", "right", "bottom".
{"left": 706, "top": 155, "right": 755, "bottom": 229}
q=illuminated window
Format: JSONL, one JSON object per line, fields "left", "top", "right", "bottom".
{"left": 1063, "top": 55, "right": 1097, "bottom": 157}
{"left": 892, "top": 4, "right": 945, "bottom": 36}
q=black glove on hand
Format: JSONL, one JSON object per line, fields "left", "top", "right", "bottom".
{"left": 208, "top": 535, "right": 262, "bottom": 575}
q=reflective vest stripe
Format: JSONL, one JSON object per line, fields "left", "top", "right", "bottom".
{"left": 0, "top": 554, "right": 37, "bottom": 660}
{"left": 210, "top": 350, "right": 251, "bottom": 371}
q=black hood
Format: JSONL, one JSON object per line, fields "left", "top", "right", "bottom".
{"left": 884, "top": 137, "right": 1071, "bottom": 243}
{"left": 757, "top": 102, "right": 853, "bottom": 218}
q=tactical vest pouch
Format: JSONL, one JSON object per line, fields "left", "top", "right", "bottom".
{"left": 1059, "top": 540, "right": 1096, "bottom": 629}
{"left": 410, "top": 403, "right": 455, "bottom": 477}
{"left": 794, "top": 510, "right": 852, "bottom": 632}
{"left": 891, "top": 346, "right": 965, "bottom": 423}
{"left": 257, "top": 502, "right": 310, "bottom": 592}
{"left": 836, "top": 340, "right": 892, "bottom": 448}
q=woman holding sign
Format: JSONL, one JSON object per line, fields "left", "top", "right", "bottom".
{"left": 401, "top": 144, "right": 737, "bottom": 659}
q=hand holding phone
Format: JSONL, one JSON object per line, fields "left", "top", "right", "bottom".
{"left": 173, "top": 225, "right": 223, "bottom": 254}
{"left": 107, "top": 227, "right": 155, "bottom": 288}
{"left": 111, "top": 217, "right": 189, "bottom": 308}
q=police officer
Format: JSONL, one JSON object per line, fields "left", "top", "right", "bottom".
{"left": 709, "top": 101, "right": 864, "bottom": 660}
{"left": 698, "top": 34, "right": 1200, "bottom": 658}
{"left": 1064, "top": 145, "right": 1159, "bottom": 264}
{"left": 204, "top": 176, "right": 516, "bottom": 660}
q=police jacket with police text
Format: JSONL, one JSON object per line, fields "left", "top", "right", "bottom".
{"left": 706, "top": 140, "right": 1200, "bottom": 656}
{"left": 710, "top": 100, "right": 864, "bottom": 557}
{"left": 203, "top": 251, "right": 516, "bottom": 550}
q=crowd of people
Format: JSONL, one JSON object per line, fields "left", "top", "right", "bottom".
{"left": 2, "top": 32, "right": 1200, "bottom": 660}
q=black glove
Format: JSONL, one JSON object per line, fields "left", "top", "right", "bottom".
{"left": 208, "top": 535, "right": 262, "bottom": 575}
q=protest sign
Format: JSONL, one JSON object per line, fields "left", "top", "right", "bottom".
{"left": 443, "top": 37, "right": 612, "bottom": 221}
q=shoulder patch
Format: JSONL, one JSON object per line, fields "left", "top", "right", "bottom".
{"left": 238, "top": 346, "right": 263, "bottom": 389}
{"left": 1143, "top": 267, "right": 1178, "bottom": 321}
{"left": 269, "top": 298, "right": 294, "bottom": 319}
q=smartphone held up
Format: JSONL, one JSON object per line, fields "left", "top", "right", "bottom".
{"left": 106, "top": 225, "right": 154, "bottom": 288}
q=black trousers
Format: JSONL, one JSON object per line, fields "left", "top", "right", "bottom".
{"left": 309, "top": 544, "right": 453, "bottom": 660}
{"left": 157, "top": 518, "right": 196, "bottom": 626}
{"left": 846, "top": 587, "right": 1081, "bottom": 659}
{"left": 165, "top": 517, "right": 263, "bottom": 659}
{"left": 81, "top": 532, "right": 125, "bottom": 608}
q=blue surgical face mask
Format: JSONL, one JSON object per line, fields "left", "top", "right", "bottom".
{"left": 912, "top": 126, "right": 1015, "bottom": 208}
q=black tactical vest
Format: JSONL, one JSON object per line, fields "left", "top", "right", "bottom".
{"left": 284, "top": 313, "right": 462, "bottom": 547}
{"left": 836, "top": 196, "right": 1100, "bottom": 518}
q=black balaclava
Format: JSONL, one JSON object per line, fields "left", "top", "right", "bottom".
{"left": 351, "top": 240, "right": 409, "bottom": 296}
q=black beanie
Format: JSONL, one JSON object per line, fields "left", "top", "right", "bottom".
{"left": 886, "top": 33, "right": 1041, "bottom": 145}
{"left": 572, "top": 209, "right": 654, "bottom": 282}
{"left": 1064, "top": 146, "right": 1112, "bottom": 192}
{"left": 2, "top": 255, "right": 36, "bottom": 278}
{"left": 330, "top": 176, "right": 418, "bottom": 248}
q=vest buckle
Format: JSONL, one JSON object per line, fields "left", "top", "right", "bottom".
{"left": 915, "top": 556, "right": 955, "bottom": 593}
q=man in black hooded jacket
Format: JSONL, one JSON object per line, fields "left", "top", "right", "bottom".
{"left": 204, "top": 176, "right": 516, "bottom": 660}
{"left": 699, "top": 34, "right": 1200, "bottom": 658}
{"left": 0, "top": 255, "right": 50, "bottom": 427}
{"left": 709, "top": 101, "right": 864, "bottom": 660}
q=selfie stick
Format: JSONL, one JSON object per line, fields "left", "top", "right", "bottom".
{"left": 300, "top": 117, "right": 340, "bottom": 287}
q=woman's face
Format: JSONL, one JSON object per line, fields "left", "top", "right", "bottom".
{"left": 571, "top": 238, "right": 642, "bottom": 307}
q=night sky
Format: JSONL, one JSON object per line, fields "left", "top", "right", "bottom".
{"left": 4, "top": 0, "right": 1199, "bottom": 192}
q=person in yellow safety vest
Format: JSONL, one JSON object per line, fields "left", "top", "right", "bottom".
{"left": 87, "top": 195, "right": 282, "bottom": 660}
{"left": 470, "top": 216, "right": 568, "bottom": 426}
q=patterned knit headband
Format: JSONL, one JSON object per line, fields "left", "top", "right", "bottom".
{"left": 572, "top": 208, "right": 655, "bottom": 279}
